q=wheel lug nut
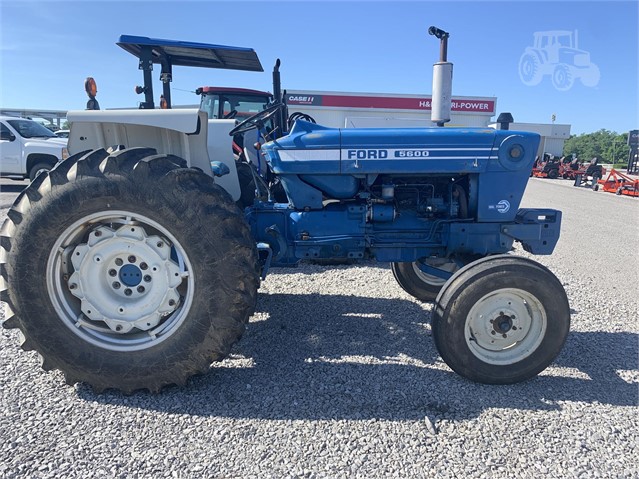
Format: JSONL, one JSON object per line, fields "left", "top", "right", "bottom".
{"left": 144, "top": 275, "right": 152, "bottom": 282}
{"left": 128, "top": 255, "right": 136, "bottom": 263}
{"left": 69, "top": 283, "right": 77, "bottom": 290}
{"left": 124, "top": 288, "right": 132, "bottom": 296}
{"left": 115, "top": 325, "right": 123, "bottom": 332}
{"left": 115, "top": 258, "right": 123, "bottom": 266}
{"left": 94, "top": 230, "right": 102, "bottom": 237}
{"left": 112, "top": 282, "right": 121, "bottom": 289}
{"left": 140, "top": 262, "right": 148, "bottom": 270}
{"left": 137, "top": 286, "right": 145, "bottom": 293}
{"left": 502, "top": 333, "right": 508, "bottom": 338}
{"left": 108, "top": 269, "right": 117, "bottom": 277}
{"left": 157, "top": 242, "right": 164, "bottom": 248}
{"left": 512, "top": 326, "right": 517, "bottom": 330}
{"left": 168, "top": 299, "right": 176, "bottom": 306}
{"left": 491, "top": 331, "right": 496, "bottom": 335}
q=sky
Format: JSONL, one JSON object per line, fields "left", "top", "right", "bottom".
{"left": 0, "top": 0, "right": 637, "bottom": 135}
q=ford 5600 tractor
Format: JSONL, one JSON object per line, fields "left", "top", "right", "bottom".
{"left": 0, "top": 30, "right": 570, "bottom": 393}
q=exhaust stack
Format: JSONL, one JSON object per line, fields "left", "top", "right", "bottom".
{"left": 429, "top": 26, "right": 452, "bottom": 127}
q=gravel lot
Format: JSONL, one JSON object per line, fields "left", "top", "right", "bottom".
{"left": 1, "top": 178, "right": 637, "bottom": 478}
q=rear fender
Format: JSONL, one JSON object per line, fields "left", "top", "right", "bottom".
{"left": 66, "top": 109, "right": 240, "bottom": 200}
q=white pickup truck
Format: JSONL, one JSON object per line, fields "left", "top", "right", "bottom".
{"left": 0, "top": 116, "right": 69, "bottom": 181}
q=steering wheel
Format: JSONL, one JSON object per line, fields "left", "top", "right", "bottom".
{"left": 228, "top": 103, "right": 284, "bottom": 136}
{"left": 223, "top": 109, "right": 238, "bottom": 119}
{"left": 287, "top": 111, "right": 316, "bottom": 130}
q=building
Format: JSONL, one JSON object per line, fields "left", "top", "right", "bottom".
{"left": 285, "top": 90, "right": 496, "bottom": 128}
{"left": 488, "top": 122, "right": 571, "bottom": 158}
{"left": 0, "top": 109, "right": 67, "bottom": 129}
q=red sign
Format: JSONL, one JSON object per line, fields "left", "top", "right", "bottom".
{"left": 286, "top": 93, "right": 495, "bottom": 114}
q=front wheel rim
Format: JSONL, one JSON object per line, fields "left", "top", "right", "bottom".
{"left": 464, "top": 288, "right": 547, "bottom": 365}
{"left": 412, "top": 258, "right": 459, "bottom": 287}
{"left": 46, "top": 211, "right": 195, "bottom": 352}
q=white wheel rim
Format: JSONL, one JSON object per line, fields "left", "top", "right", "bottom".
{"left": 46, "top": 211, "right": 194, "bottom": 352}
{"left": 464, "top": 288, "right": 547, "bottom": 365}
{"left": 412, "top": 258, "right": 459, "bottom": 287}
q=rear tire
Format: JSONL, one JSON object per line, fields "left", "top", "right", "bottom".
{"left": 547, "top": 168, "right": 559, "bottom": 179}
{"left": 432, "top": 255, "right": 570, "bottom": 384}
{"left": 1, "top": 148, "right": 259, "bottom": 393}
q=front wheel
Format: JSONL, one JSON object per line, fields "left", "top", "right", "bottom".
{"left": 1, "top": 148, "right": 259, "bottom": 393}
{"left": 391, "top": 258, "right": 462, "bottom": 302}
{"left": 29, "top": 162, "right": 53, "bottom": 181}
{"left": 432, "top": 255, "right": 570, "bottom": 384}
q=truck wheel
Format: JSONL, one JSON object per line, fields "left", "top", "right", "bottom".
{"left": 28, "top": 162, "right": 53, "bottom": 181}
{"left": 432, "top": 255, "right": 570, "bottom": 384}
{"left": 1, "top": 148, "right": 259, "bottom": 393}
{"left": 391, "top": 258, "right": 461, "bottom": 302}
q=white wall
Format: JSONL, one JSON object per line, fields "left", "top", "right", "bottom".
{"left": 490, "top": 122, "right": 572, "bottom": 158}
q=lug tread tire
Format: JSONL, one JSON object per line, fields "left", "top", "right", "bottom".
{"left": 1, "top": 148, "right": 259, "bottom": 394}
{"left": 391, "top": 262, "right": 443, "bottom": 302}
{"left": 431, "top": 255, "right": 570, "bottom": 384}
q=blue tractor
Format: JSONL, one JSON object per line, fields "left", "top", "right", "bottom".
{"left": 0, "top": 29, "right": 570, "bottom": 393}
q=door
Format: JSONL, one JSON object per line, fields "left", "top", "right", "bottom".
{"left": 0, "top": 122, "right": 23, "bottom": 174}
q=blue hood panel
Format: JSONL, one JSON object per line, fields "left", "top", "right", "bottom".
{"left": 263, "top": 121, "right": 535, "bottom": 175}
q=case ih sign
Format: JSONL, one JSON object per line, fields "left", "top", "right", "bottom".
{"left": 286, "top": 93, "right": 496, "bottom": 114}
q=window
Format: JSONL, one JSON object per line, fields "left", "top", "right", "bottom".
{"left": 0, "top": 123, "right": 13, "bottom": 141}
{"left": 6, "top": 119, "right": 55, "bottom": 139}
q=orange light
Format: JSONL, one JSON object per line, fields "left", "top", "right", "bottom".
{"left": 160, "top": 95, "right": 168, "bottom": 109}
{"left": 85, "top": 77, "right": 98, "bottom": 97}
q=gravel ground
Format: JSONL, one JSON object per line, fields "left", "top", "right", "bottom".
{"left": 1, "top": 178, "right": 637, "bottom": 478}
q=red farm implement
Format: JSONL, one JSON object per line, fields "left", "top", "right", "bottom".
{"left": 598, "top": 169, "right": 639, "bottom": 197}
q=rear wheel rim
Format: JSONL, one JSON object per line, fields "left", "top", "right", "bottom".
{"left": 465, "top": 287, "right": 547, "bottom": 365}
{"left": 46, "top": 210, "right": 194, "bottom": 352}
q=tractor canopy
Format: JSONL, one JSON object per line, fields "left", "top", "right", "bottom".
{"left": 117, "top": 34, "right": 263, "bottom": 109}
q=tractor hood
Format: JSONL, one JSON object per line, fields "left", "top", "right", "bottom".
{"left": 263, "top": 120, "right": 506, "bottom": 175}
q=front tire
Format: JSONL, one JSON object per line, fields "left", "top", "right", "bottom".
{"left": 29, "top": 161, "right": 53, "bottom": 181}
{"left": 391, "top": 258, "right": 461, "bottom": 302}
{"left": 1, "top": 148, "right": 259, "bottom": 393}
{"left": 432, "top": 255, "right": 570, "bottom": 384}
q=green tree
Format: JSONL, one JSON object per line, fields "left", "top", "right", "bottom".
{"left": 563, "top": 129, "right": 631, "bottom": 166}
